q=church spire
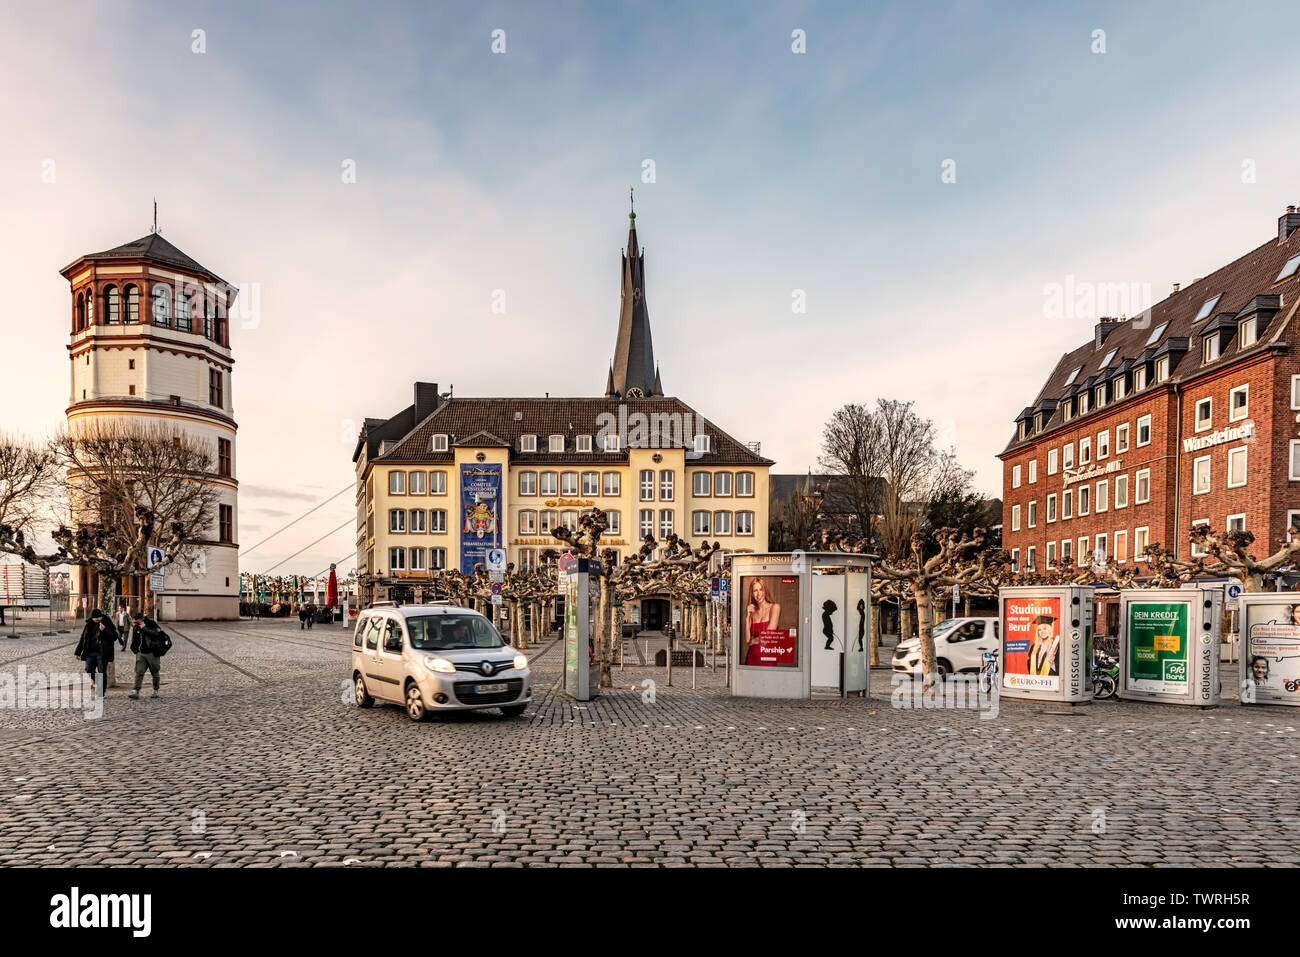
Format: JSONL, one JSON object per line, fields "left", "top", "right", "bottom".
{"left": 609, "top": 193, "right": 659, "bottom": 398}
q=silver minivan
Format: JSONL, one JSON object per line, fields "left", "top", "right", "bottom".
{"left": 351, "top": 603, "right": 531, "bottom": 721}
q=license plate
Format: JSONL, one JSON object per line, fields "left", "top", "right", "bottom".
{"left": 474, "top": 683, "right": 507, "bottom": 694}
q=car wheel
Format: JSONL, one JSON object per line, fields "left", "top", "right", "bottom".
{"left": 354, "top": 674, "right": 374, "bottom": 708}
{"left": 405, "top": 682, "right": 428, "bottom": 722}
{"left": 936, "top": 659, "right": 952, "bottom": 679}
{"left": 500, "top": 704, "right": 527, "bottom": 718}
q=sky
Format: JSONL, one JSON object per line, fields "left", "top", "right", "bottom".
{"left": 2, "top": 0, "right": 1298, "bottom": 576}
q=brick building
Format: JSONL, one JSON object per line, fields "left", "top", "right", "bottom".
{"left": 1000, "top": 207, "right": 1300, "bottom": 599}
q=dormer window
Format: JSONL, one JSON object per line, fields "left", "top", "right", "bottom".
{"left": 520, "top": 434, "right": 537, "bottom": 453}
{"left": 1134, "top": 366, "right": 1148, "bottom": 391}
{"left": 1203, "top": 336, "right": 1220, "bottom": 363}
{"left": 1114, "top": 377, "right": 1127, "bottom": 400}
{"left": 1094, "top": 385, "right": 1106, "bottom": 408}
{"left": 1194, "top": 294, "right": 1221, "bottom": 322}
{"left": 1078, "top": 392, "right": 1089, "bottom": 414}
{"left": 694, "top": 434, "right": 710, "bottom": 454}
{"left": 576, "top": 435, "right": 592, "bottom": 453}
{"left": 1239, "top": 316, "right": 1258, "bottom": 348}
{"left": 548, "top": 434, "right": 565, "bottom": 453}
{"left": 1035, "top": 413, "right": 1044, "bottom": 431}
{"left": 604, "top": 434, "right": 620, "bottom": 452}
{"left": 1154, "top": 355, "right": 1170, "bottom": 382}
{"left": 431, "top": 433, "right": 449, "bottom": 452}
{"left": 1018, "top": 420, "right": 1028, "bottom": 439}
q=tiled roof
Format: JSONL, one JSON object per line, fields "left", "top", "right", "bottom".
{"left": 1004, "top": 219, "right": 1300, "bottom": 454}
{"left": 371, "top": 396, "right": 772, "bottom": 466}
{"left": 82, "top": 233, "right": 217, "bottom": 277}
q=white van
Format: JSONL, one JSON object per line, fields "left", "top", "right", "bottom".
{"left": 891, "top": 617, "right": 999, "bottom": 677}
{"left": 351, "top": 604, "right": 531, "bottom": 721}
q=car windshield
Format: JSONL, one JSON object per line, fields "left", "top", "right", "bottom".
{"left": 931, "top": 619, "right": 962, "bottom": 638}
{"left": 405, "top": 614, "right": 503, "bottom": 651}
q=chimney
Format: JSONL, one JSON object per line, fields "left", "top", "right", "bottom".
{"left": 1280, "top": 206, "right": 1300, "bottom": 242}
{"left": 1094, "top": 318, "right": 1122, "bottom": 349}
{"left": 414, "top": 381, "right": 440, "bottom": 421}
{"left": 1172, "top": 283, "right": 1180, "bottom": 294}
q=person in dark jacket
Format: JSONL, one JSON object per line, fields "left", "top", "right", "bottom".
{"left": 298, "top": 605, "right": 309, "bottom": 629}
{"left": 304, "top": 602, "right": 315, "bottom": 630}
{"left": 74, "top": 608, "right": 118, "bottom": 696}
{"left": 127, "top": 610, "right": 168, "bottom": 699}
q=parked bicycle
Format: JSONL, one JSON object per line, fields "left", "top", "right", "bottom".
{"left": 1091, "top": 650, "right": 1119, "bottom": 699}
{"left": 978, "top": 648, "right": 1000, "bottom": 695}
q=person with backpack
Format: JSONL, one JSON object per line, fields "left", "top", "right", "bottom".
{"left": 127, "top": 610, "right": 172, "bottom": 699}
{"left": 74, "top": 608, "right": 118, "bottom": 697}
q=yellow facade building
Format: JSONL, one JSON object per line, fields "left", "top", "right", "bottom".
{"left": 352, "top": 212, "right": 771, "bottom": 618}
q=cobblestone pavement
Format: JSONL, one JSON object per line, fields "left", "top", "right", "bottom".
{"left": 0, "top": 618, "right": 1297, "bottom": 867}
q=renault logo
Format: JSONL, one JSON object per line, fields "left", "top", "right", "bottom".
{"left": 480, "top": 661, "right": 494, "bottom": 676}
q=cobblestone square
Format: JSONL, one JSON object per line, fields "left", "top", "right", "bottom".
{"left": 0, "top": 618, "right": 1296, "bottom": 867}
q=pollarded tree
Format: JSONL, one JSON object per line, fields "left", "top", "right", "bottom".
{"left": 874, "top": 527, "right": 1013, "bottom": 688}
{"left": 0, "top": 505, "right": 185, "bottom": 613}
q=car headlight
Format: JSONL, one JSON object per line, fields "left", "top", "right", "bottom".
{"left": 513, "top": 654, "right": 528, "bottom": 670}
{"left": 424, "top": 656, "right": 456, "bottom": 674}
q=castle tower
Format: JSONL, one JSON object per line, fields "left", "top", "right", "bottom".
{"left": 61, "top": 232, "right": 239, "bottom": 620}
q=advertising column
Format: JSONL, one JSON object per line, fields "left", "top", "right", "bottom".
{"left": 1237, "top": 594, "right": 1300, "bottom": 707}
{"left": 563, "top": 557, "right": 600, "bottom": 701}
{"left": 998, "top": 586, "right": 1092, "bottom": 704}
{"left": 1118, "top": 588, "right": 1220, "bottom": 707}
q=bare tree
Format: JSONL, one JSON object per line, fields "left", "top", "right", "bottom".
{"left": 0, "top": 421, "right": 222, "bottom": 614}
{"left": 0, "top": 433, "right": 61, "bottom": 554}
{"left": 819, "top": 399, "right": 940, "bottom": 560}
{"left": 57, "top": 420, "right": 222, "bottom": 597}
{"left": 817, "top": 403, "right": 882, "bottom": 544}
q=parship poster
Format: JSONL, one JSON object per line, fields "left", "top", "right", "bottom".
{"left": 1127, "top": 601, "right": 1189, "bottom": 694}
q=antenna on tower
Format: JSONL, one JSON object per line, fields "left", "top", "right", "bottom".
{"left": 152, "top": 199, "right": 158, "bottom": 234}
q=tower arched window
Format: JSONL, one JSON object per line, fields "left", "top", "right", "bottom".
{"left": 105, "top": 285, "right": 120, "bottom": 323}
{"left": 202, "top": 289, "right": 212, "bottom": 339}
{"left": 175, "top": 288, "right": 192, "bottom": 332}
{"left": 125, "top": 284, "right": 140, "bottom": 323}
{"left": 214, "top": 294, "right": 226, "bottom": 345}
{"left": 152, "top": 286, "right": 171, "bottom": 327}
{"left": 75, "top": 293, "right": 85, "bottom": 332}
{"left": 85, "top": 287, "right": 95, "bottom": 325}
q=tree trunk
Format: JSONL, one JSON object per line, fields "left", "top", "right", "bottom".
{"left": 913, "top": 584, "right": 939, "bottom": 690}
{"left": 598, "top": 576, "right": 613, "bottom": 689}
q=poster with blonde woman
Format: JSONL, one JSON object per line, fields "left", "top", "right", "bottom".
{"left": 739, "top": 575, "right": 800, "bottom": 667}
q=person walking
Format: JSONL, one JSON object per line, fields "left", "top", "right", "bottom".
{"left": 298, "top": 604, "right": 308, "bottom": 630}
{"left": 115, "top": 603, "right": 129, "bottom": 649}
{"left": 304, "top": 602, "right": 315, "bottom": 630}
{"left": 127, "top": 610, "right": 171, "bottom": 699}
{"left": 74, "top": 608, "right": 118, "bottom": 697}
